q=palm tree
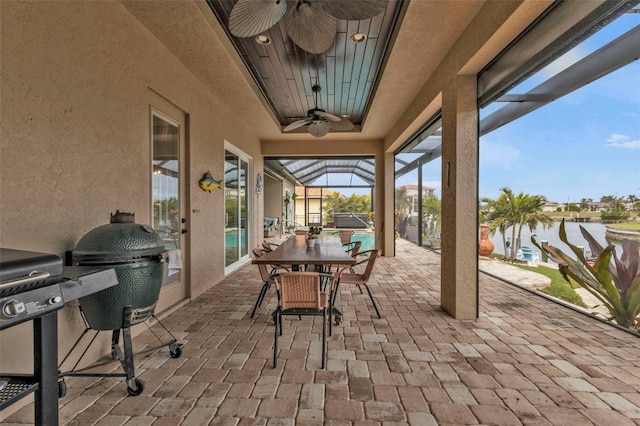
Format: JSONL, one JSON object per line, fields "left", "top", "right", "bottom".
{"left": 422, "top": 195, "right": 441, "bottom": 240}
{"left": 480, "top": 193, "right": 513, "bottom": 255}
{"left": 343, "top": 193, "right": 371, "bottom": 213}
{"left": 506, "top": 188, "right": 555, "bottom": 260}
{"left": 579, "top": 198, "right": 592, "bottom": 211}
{"left": 323, "top": 191, "right": 344, "bottom": 222}
{"left": 395, "top": 186, "right": 411, "bottom": 216}
{"left": 395, "top": 186, "right": 411, "bottom": 237}
{"left": 481, "top": 188, "right": 554, "bottom": 260}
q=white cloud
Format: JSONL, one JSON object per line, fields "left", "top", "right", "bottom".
{"left": 605, "top": 134, "right": 640, "bottom": 150}
{"left": 480, "top": 140, "right": 521, "bottom": 168}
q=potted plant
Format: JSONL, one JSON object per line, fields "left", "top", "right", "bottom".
{"left": 532, "top": 219, "right": 640, "bottom": 331}
{"left": 306, "top": 226, "right": 322, "bottom": 247}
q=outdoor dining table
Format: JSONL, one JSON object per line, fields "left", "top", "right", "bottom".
{"left": 252, "top": 234, "right": 356, "bottom": 323}
{"left": 253, "top": 234, "right": 355, "bottom": 271}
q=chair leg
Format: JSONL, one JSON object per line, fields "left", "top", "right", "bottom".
{"left": 258, "top": 282, "right": 271, "bottom": 307}
{"left": 328, "top": 293, "right": 333, "bottom": 336}
{"left": 321, "top": 308, "right": 327, "bottom": 369}
{"left": 273, "top": 308, "right": 280, "bottom": 368}
{"left": 331, "top": 280, "right": 341, "bottom": 306}
{"left": 364, "top": 284, "right": 381, "bottom": 318}
{"left": 251, "top": 282, "right": 269, "bottom": 318}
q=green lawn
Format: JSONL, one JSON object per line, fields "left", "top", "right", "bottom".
{"left": 489, "top": 255, "right": 586, "bottom": 307}
{"left": 518, "top": 263, "right": 586, "bottom": 307}
{"left": 608, "top": 222, "right": 640, "bottom": 230}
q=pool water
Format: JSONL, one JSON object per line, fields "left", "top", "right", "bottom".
{"left": 225, "top": 230, "right": 247, "bottom": 247}
{"left": 321, "top": 230, "right": 375, "bottom": 251}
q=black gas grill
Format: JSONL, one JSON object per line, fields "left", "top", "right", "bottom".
{"left": 0, "top": 248, "right": 118, "bottom": 425}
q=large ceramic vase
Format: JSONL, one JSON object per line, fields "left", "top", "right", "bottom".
{"left": 478, "top": 224, "right": 495, "bottom": 256}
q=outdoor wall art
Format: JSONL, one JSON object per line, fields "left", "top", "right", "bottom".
{"left": 199, "top": 171, "right": 222, "bottom": 192}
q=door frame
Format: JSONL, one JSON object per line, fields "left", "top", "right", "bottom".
{"left": 149, "top": 94, "right": 191, "bottom": 314}
{"left": 224, "top": 141, "right": 253, "bottom": 275}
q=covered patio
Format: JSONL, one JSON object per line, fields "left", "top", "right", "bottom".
{"left": 5, "top": 239, "right": 639, "bottom": 425}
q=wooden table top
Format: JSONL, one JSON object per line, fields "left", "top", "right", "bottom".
{"left": 253, "top": 234, "right": 356, "bottom": 266}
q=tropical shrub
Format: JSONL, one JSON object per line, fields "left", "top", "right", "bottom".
{"left": 532, "top": 219, "right": 640, "bottom": 331}
{"left": 601, "top": 208, "right": 630, "bottom": 223}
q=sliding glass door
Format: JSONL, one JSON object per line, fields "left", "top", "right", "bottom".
{"left": 225, "top": 146, "right": 250, "bottom": 271}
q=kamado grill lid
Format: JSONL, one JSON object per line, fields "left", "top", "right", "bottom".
{"left": 73, "top": 211, "right": 165, "bottom": 264}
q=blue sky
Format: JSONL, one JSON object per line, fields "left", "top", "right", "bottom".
{"left": 479, "top": 60, "right": 640, "bottom": 203}
{"left": 393, "top": 15, "right": 640, "bottom": 205}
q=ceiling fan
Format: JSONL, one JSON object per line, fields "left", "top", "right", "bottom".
{"left": 228, "top": 0, "right": 387, "bottom": 54}
{"left": 283, "top": 84, "right": 354, "bottom": 137}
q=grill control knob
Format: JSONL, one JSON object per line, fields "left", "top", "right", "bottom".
{"left": 2, "top": 300, "right": 26, "bottom": 318}
{"left": 49, "top": 296, "right": 63, "bottom": 305}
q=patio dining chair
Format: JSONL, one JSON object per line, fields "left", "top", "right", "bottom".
{"left": 262, "top": 240, "right": 279, "bottom": 252}
{"left": 251, "top": 248, "right": 289, "bottom": 318}
{"left": 329, "top": 240, "right": 362, "bottom": 274}
{"left": 273, "top": 272, "right": 332, "bottom": 369}
{"left": 331, "top": 249, "right": 381, "bottom": 323}
{"left": 343, "top": 240, "right": 362, "bottom": 259}
{"left": 339, "top": 230, "right": 354, "bottom": 245}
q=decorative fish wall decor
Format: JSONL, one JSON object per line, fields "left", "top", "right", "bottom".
{"left": 199, "top": 172, "right": 223, "bottom": 192}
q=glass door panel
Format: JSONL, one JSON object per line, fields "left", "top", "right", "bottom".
{"left": 225, "top": 151, "right": 239, "bottom": 267}
{"left": 225, "top": 147, "right": 250, "bottom": 270}
{"left": 152, "top": 112, "right": 181, "bottom": 288}
{"left": 240, "top": 159, "right": 248, "bottom": 259}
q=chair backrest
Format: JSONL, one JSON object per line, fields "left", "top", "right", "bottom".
{"left": 252, "top": 248, "right": 272, "bottom": 282}
{"left": 276, "top": 272, "right": 322, "bottom": 310}
{"left": 339, "top": 230, "right": 354, "bottom": 244}
{"left": 361, "top": 249, "right": 379, "bottom": 281}
{"left": 349, "top": 241, "right": 362, "bottom": 258}
{"left": 262, "top": 240, "right": 274, "bottom": 252}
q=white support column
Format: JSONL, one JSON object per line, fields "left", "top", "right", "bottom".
{"left": 440, "top": 74, "right": 479, "bottom": 319}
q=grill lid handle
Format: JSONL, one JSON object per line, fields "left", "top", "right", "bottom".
{"left": 110, "top": 210, "right": 135, "bottom": 224}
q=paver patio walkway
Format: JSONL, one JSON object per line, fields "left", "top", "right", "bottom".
{"left": 4, "top": 239, "right": 640, "bottom": 425}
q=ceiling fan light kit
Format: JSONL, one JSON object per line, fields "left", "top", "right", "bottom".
{"left": 283, "top": 84, "right": 354, "bottom": 137}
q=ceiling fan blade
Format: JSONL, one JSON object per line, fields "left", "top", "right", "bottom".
{"left": 316, "top": 0, "right": 386, "bottom": 21}
{"left": 315, "top": 110, "right": 341, "bottom": 122}
{"left": 308, "top": 121, "right": 330, "bottom": 137}
{"left": 284, "top": 2, "right": 337, "bottom": 54}
{"left": 229, "top": 0, "right": 288, "bottom": 38}
{"left": 328, "top": 118, "right": 354, "bottom": 131}
{"left": 283, "top": 118, "right": 311, "bottom": 132}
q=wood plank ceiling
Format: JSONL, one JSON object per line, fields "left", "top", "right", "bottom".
{"left": 205, "top": 0, "right": 403, "bottom": 129}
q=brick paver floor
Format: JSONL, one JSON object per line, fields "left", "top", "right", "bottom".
{"left": 5, "top": 239, "right": 640, "bottom": 425}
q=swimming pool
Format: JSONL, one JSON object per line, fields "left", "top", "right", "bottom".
{"left": 321, "top": 230, "right": 375, "bottom": 251}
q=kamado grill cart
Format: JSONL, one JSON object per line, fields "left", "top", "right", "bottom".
{"left": 0, "top": 248, "right": 118, "bottom": 425}
{"left": 59, "top": 211, "right": 183, "bottom": 396}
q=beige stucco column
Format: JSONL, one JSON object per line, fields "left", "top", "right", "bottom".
{"left": 440, "top": 74, "right": 478, "bottom": 319}
{"left": 382, "top": 151, "right": 395, "bottom": 257}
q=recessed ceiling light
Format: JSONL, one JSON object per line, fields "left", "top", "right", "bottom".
{"left": 351, "top": 32, "right": 367, "bottom": 43}
{"left": 255, "top": 34, "right": 271, "bottom": 45}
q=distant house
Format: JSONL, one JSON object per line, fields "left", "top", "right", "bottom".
{"left": 587, "top": 202, "right": 610, "bottom": 212}
{"left": 294, "top": 187, "right": 334, "bottom": 225}
{"left": 404, "top": 184, "right": 435, "bottom": 214}
{"left": 542, "top": 201, "right": 565, "bottom": 212}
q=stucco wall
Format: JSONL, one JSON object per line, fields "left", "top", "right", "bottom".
{"left": 0, "top": 1, "right": 262, "bottom": 374}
